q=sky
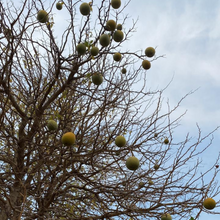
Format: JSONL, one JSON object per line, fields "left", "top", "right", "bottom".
{"left": 124, "top": 1, "right": 220, "bottom": 219}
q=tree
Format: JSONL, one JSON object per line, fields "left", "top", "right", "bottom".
{"left": 0, "top": 0, "right": 219, "bottom": 219}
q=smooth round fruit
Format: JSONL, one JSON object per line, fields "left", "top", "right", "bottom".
{"left": 111, "top": 0, "right": 121, "bottom": 9}
{"left": 61, "top": 132, "right": 76, "bottom": 146}
{"left": 126, "top": 156, "right": 139, "bottom": 171}
{"left": 115, "top": 135, "right": 126, "bottom": 147}
{"left": 148, "top": 180, "right": 154, "bottom": 185}
{"left": 99, "top": 34, "right": 110, "bottom": 47}
{"left": 117, "top": 24, "right": 122, "bottom": 30}
{"left": 142, "top": 60, "right": 151, "bottom": 70}
{"left": 79, "top": 3, "right": 90, "bottom": 16}
{"left": 154, "top": 164, "right": 160, "bottom": 170}
{"left": 47, "top": 120, "right": 58, "bottom": 131}
{"left": 106, "top": 20, "right": 117, "bottom": 31}
{"left": 161, "top": 213, "right": 172, "bottom": 220}
{"left": 113, "top": 52, "right": 122, "bottom": 62}
{"left": 113, "top": 30, "right": 124, "bottom": 42}
{"left": 76, "top": 43, "right": 86, "bottom": 55}
{"left": 121, "top": 68, "right": 126, "bottom": 74}
{"left": 164, "top": 138, "right": 169, "bottom": 145}
{"left": 56, "top": 2, "right": 63, "bottom": 10}
{"left": 37, "top": 10, "right": 49, "bottom": 23}
{"left": 145, "top": 47, "right": 155, "bottom": 57}
{"left": 203, "top": 198, "right": 216, "bottom": 210}
{"left": 90, "top": 46, "right": 99, "bottom": 56}
{"left": 139, "top": 182, "right": 145, "bottom": 188}
{"left": 92, "top": 73, "right": 103, "bottom": 86}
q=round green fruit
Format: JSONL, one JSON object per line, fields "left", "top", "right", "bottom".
{"left": 61, "top": 132, "right": 76, "bottom": 146}
{"left": 76, "top": 43, "right": 86, "bottom": 55}
{"left": 203, "top": 198, "right": 216, "bottom": 210}
{"left": 126, "top": 156, "right": 139, "bottom": 171}
{"left": 37, "top": 10, "right": 49, "bottom": 23}
{"left": 138, "top": 182, "right": 145, "bottom": 188}
{"left": 116, "top": 24, "right": 122, "bottom": 30}
{"left": 111, "top": 0, "right": 121, "bottom": 9}
{"left": 148, "top": 180, "right": 154, "bottom": 185}
{"left": 47, "top": 120, "right": 58, "bottom": 131}
{"left": 115, "top": 135, "right": 126, "bottom": 147}
{"left": 106, "top": 20, "right": 117, "bottom": 31}
{"left": 92, "top": 73, "right": 103, "bottom": 86}
{"left": 56, "top": 2, "right": 63, "bottom": 10}
{"left": 79, "top": 3, "right": 90, "bottom": 16}
{"left": 161, "top": 213, "right": 172, "bottom": 220}
{"left": 113, "top": 30, "right": 124, "bottom": 42}
{"left": 145, "top": 47, "right": 155, "bottom": 58}
{"left": 142, "top": 60, "right": 151, "bottom": 70}
{"left": 154, "top": 164, "right": 160, "bottom": 170}
{"left": 99, "top": 34, "right": 110, "bottom": 47}
{"left": 90, "top": 46, "right": 99, "bottom": 56}
{"left": 164, "top": 138, "right": 169, "bottom": 145}
{"left": 113, "top": 52, "right": 122, "bottom": 62}
{"left": 121, "top": 68, "right": 127, "bottom": 74}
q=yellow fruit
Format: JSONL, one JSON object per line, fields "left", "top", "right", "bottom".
{"left": 92, "top": 73, "right": 103, "bottom": 86}
{"left": 76, "top": 43, "right": 86, "bottom": 55}
{"left": 106, "top": 20, "right": 117, "bottom": 31}
{"left": 203, "top": 198, "right": 216, "bottom": 210}
{"left": 142, "top": 60, "right": 151, "bottom": 70}
{"left": 116, "top": 24, "right": 122, "bottom": 30}
{"left": 126, "top": 156, "right": 139, "bottom": 170}
{"left": 164, "top": 138, "right": 169, "bottom": 145}
{"left": 37, "top": 10, "right": 49, "bottom": 23}
{"left": 115, "top": 135, "right": 126, "bottom": 147}
{"left": 113, "top": 30, "right": 124, "bottom": 42}
{"left": 99, "top": 34, "right": 110, "bottom": 47}
{"left": 148, "top": 180, "right": 154, "bottom": 185}
{"left": 161, "top": 213, "right": 172, "bottom": 220}
{"left": 56, "top": 2, "right": 63, "bottom": 10}
{"left": 111, "top": 0, "right": 121, "bottom": 9}
{"left": 90, "top": 46, "right": 99, "bottom": 56}
{"left": 121, "top": 68, "right": 126, "bottom": 74}
{"left": 113, "top": 52, "right": 122, "bottom": 62}
{"left": 47, "top": 120, "right": 58, "bottom": 131}
{"left": 80, "top": 3, "right": 90, "bottom": 16}
{"left": 145, "top": 47, "right": 155, "bottom": 57}
{"left": 61, "top": 132, "right": 76, "bottom": 146}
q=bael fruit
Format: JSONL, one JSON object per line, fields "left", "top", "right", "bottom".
{"left": 116, "top": 24, "right": 122, "bottom": 30}
{"left": 203, "top": 198, "right": 216, "bottom": 210}
{"left": 111, "top": 0, "right": 121, "bottom": 9}
{"left": 99, "top": 34, "right": 110, "bottom": 47}
{"left": 92, "top": 73, "right": 103, "bottom": 86}
{"left": 142, "top": 60, "right": 151, "bottom": 70}
{"left": 115, "top": 135, "right": 126, "bottom": 147}
{"left": 90, "top": 46, "right": 99, "bottom": 56}
{"left": 76, "top": 43, "right": 86, "bottom": 55}
{"left": 138, "top": 182, "right": 145, "bottom": 188}
{"left": 37, "top": 10, "right": 49, "bottom": 23}
{"left": 121, "top": 68, "right": 126, "bottom": 74}
{"left": 56, "top": 2, "right": 63, "bottom": 10}
{"left": 164, "top": 138, "right": 169, "bottom": 145}
{"left": 161, "top": 213, "right": 172, "bottom": 220}
{"left": 154, "top": 164, "right": 160, "bottom": 170}
{"left": 113, "top": 30, "right": 124, "bottom": 42}
{"left": 106, "top": 20, "right": 117, "bottom": 31}
{"left": 47, "top": 120, "right": 58, "bottom": 131}
{"left": 79, "top": 2, "right": 90, "bottom": 16}
{"left": 113, "top": 52, "right": 122, "bottom": 62}
{"left": 61, "top": 132, "right": 76, "bottom": 146}
{"left": 145, "top": 47, "right": 155, "bottom": 57}
{"left": 126, "top": 156, "right": 139, "bottom": 171}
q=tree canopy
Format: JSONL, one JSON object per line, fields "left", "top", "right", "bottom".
{"left": 0, "top": 0, "right": 219, "bottom": 219}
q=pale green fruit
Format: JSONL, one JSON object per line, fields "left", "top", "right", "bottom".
{"left": 56, "top": 2, "right": 63, "bottom": 10}
{"left": 154, "top": 164, "right": 160, "bottom": 170}
{"left": 126, "top": 156, "right": 139, "bottom": 170}
{"left": 113, "top": 30, "right": 124, "bottom": 42}
{"left": 138, "top": 182, "right": 145, "bottom": 188}
{"left": 113, "top": 52, "right": 122, "bottom": 62}
{"left": 116, "top": 24, "right": 122, "bottom": 30}
{"left": 111, "top": 0, "right": 121, "bottom": 9}
{"left": 145, "top": 47, "right": 155, "bottom": 57}
{"left": 37, "top": 10, "right": 49, "bottom": 23}
{"left": 90, "top": 46, "right": 99, "bottom": 56}
{"left": 80, "top": 3, "right": 90, "bottom": 16}
{"left": 106, "top": 20, "right": 117, "bottom": 31}
{"left": 115, "top": 135, "right": 126, "bottom": 147}
{"left": 61, "top": 132, "right": 76, "bottom": 146}
{"left": 76, "top": 43, "right": 86, "bottom": 55}
{"left": 92, "top": 73, "right": 103, "bottom": 86}
{"left": 47, "top": 120, "right": 58, "bottom": 131}
{"left": 99, "top": 34, "right": 110, "bottom": 47}
{"left": 142, "top": 60, "right": 151, "bottom": 70}
{"left": 161, "top": 213, "right": 172, "bottom": 220}
{"left": 148, "top": 180, "right": 154, "bottom": 185}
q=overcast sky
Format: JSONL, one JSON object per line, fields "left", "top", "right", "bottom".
{"left": 124, "top": 1, "right": 220, "bottom": 219}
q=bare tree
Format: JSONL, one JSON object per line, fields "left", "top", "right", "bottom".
{"left": 0, "top": 0, "right": 219, "bottom": 219}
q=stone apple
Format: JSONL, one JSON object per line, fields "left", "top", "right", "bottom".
{"left": 61, "top": 132, "right": 76, "bottom": 146}
{"left": 113, "top": 52, "right": 122, "bottom": 62}
{"left": 115, "top": 135, "right": 126, "bottom": 147}
{"left": 117, "top": 24, "right": 122, "bottom": 30}
{"left": 126, "top": 156, "right": 139, "bottom": 171}
{"left": 92, "top": 73, "right": 103, "bottom": 86}
{"left": 56, "top": 2, "right": 63, "bottom": 10}
{"left": 47, "top": 120, "right": 58, "bottom": 131}
{"left": 37, "top": 10, "right": 49, "bottom": 23}
{"left": 203, "top": 198, "right": 216, "bottom": 210}
{"left": 161, "top": 213, "right": 172, "bottom": 220}
{"left": 142, "top": 60, "right": 151, "bottom": 70}
{"left": 79, "top": 2, "right": 90, "bottom": 15}
{"left": 111, "top": 0, "right": 121, "bottom": 9}
{"left": 106, "top": 20, "right": 117, "bottom": 31}
{"left": 145, "top": 47, "right": 155, "bottom": 57}
{"left": 113, "top": 30, "right": 124, "bottom": 42}
{"left": 164, "top": 138, "right": 169, "bottom": 145}
{"left": 99, "top": 34, "right": 110, "bottom": 47}
{"left": 76, "top": 43, "right": 86, "bottom": 55}
{"left": 121, "top": 68, "right": 127, "bottom": 74}
{"left": 90, "top": 46, "right": 99, "bottom": 56}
